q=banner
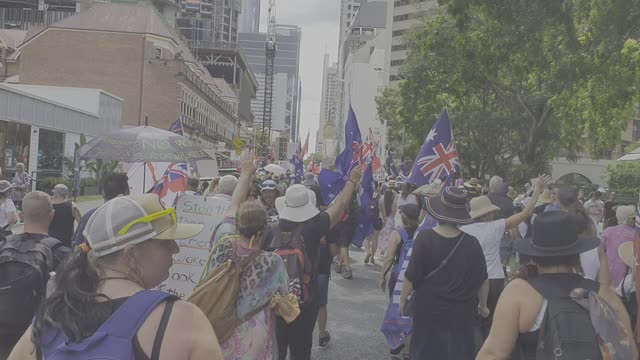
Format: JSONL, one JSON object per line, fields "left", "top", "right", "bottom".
{"left": 156, "top": 194, "right": 229, "bottom": 299}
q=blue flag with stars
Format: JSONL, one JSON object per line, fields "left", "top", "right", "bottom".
{"left": 352, "top": 162, "right": 374, "bottom": 247}
{"left": 408, "top": 110, "right": 459, "bottom": 187}
{"left": 290, "top": 153, "right": 304, "bottom": 183}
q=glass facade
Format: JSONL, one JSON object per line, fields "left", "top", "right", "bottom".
{"left": 37, "top": 128, "right": 64, "bottom": 175}
{"left": 3, "top": 122, "right": 31, "bottom": 172}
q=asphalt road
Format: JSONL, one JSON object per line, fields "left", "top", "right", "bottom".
{"left": 310, "top": 247, "right": 391, "bottom": 360}
{"left": 14, "top": 199, "right": 393, "bottom": 359}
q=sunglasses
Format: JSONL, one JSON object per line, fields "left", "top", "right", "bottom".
{"left": 118, "top": 207, "right": 177, "bottom": 236}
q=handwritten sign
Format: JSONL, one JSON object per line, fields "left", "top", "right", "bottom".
{"left": 156, "top": 194, "right": 229, "bottom": 299}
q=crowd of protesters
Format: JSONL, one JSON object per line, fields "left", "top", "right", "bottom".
{"left": 1, "top": 153, "right": 640, "bottom": 360}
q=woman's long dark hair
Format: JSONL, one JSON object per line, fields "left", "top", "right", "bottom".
{"left": 384, "top": 189, "right": 394, "bottom": 217}
{"left": 558, "top": 187, "right": 596, "bottom": 237}
{"left": 32, "top": 249, "right": 116, "bottom": 343}
{"left": 400, "top": 182, "right": 411, "bottom": 200}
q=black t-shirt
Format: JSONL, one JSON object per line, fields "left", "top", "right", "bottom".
{"left": 405, "top": 229, "right": 487, "bottom": 330}
{"left": 49, "top": 201, "right": 75, "bottom": 247}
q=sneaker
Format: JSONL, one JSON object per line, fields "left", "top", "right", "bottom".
{"left": 319, "top": 331, "right": 331, "bottom": 349}
{"left": 334, "top": 261, "right": 342, "bottom": 274}
{"left": 342, "top": 268, "right": 353, "bottom": 280}
{"left": 370, "top": 258, "right": 376, "bottom": 265}
{"left": 364, "top": 253, "right": 371, "bottom": 264}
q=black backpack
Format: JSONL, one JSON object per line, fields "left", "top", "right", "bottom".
{"left": 267, "top": 224, "right": 314, "bottom": 304}
{"left": 526, "top": 276, "right": 602, "bottom": 360}
{"left": 0, "top": 235, "right": 62, "bottom": 335}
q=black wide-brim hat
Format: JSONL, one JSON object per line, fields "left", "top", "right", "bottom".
{"left": 425, "top": 186, "right": 473, "bottom": 225}
{"left": 514, "top": 211, "right": 600, "bottom": 257}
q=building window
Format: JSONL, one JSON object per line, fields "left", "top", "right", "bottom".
{"left": 392, "top": 29, "right": 406, "bottom": 37}
{"left": 392, "top": 44, "right": 407, "bottom": 51}
{"left": 390, "top": 59, "right": 405, "bottom": 66}
{"left": 347, "top": 21, "right": 350, "bottom": 27}
{"left": 393, "top": 14, "right": 409, "bottom": 21}
{"left": 394, "top": 0, "right": 409, "bottom": 6}
{"left": 5, "top": 122, "right": 30, "bottom": 171}
{"left": 37, "top": 128, "right": 64, "bottom": 174}
{"left": 348, "top": 4, "right": 351, "bottom": 9}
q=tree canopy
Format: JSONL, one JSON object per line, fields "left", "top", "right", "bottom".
{"left": 377, "top": 0, "right": 640, "bottom": 183}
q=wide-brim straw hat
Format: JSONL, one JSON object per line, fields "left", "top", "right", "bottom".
{"left": 412, "top": 179, "right": 445, "bottom": 197}
{"left": 464, "top": 177, "right": 482, "bottom": 189}
{"left": 469, "top": 196, "right": 501, "bottom": 219}
{"left": 619, "top": 241, "right": 635, "bottom": 268}
{"left": 425, "top": 186, "right": 473, "bottom": 225}
{"left": 515, "top": 211, "right": 600, "bottom": 257}
{"left": 275, "top": 184, "right": 320, "bottom": 223}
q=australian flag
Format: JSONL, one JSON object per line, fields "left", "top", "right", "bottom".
{"left": 352, "top": 162, "right": 374, "bottom": 247}
{"left": 319, "top": 105, "right": 364, "bottom": 204}
{"left": 408, "top": 110, "right": 459, "bottom": 187}
{"left": 290, "top": 152, "right": 304, "bottom": 183}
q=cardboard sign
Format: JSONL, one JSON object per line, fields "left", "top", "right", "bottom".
{"left": 156, "top": 194, "right": 229, "bottom": 299}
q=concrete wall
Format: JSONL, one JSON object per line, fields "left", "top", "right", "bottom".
{"left": 550, "top": 157, "right": 612, "bottom": 186}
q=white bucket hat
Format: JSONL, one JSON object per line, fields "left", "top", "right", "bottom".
{"left": 469, "top": 196, "right": 501, "bottom": 219}
{"left": 275, "top": 184, "right": 320, "bottom": 223}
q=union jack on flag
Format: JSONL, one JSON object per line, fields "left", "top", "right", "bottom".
{"left": 168, "top": 119, "right": 184, "bottom": 136}
{"left": 153, "top": 162, "right": 188, "bottom": 199}
{"left": 362, "top": 129, "right": 382, "bottom": 172}
{"left": 408, "top": 110, "right": 460, "bottom": 187}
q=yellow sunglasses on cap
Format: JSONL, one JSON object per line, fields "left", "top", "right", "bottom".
{"left": 118, "top": 207, "right": 177, "bottom": 236}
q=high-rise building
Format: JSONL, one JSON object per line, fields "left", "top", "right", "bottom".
{"left": 388, "top": 0, "right": 437, "bottom": 85}
{"left": 239, "top": 24, "right": 302, "bottom": 141}
{"left": 339, "top": 0, "right": 389, "bottom": 158}
{"left": 317, "top": 54, "right": 341, "bottom": 157}
{"left": 238, "top": 0, "right": 260, "bottom": 33}
{"left": 176, "top": 0, "right": 241, "bottom": 50}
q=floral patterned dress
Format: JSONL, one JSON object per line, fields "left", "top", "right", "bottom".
{"left": 206, "top": 237, "right": 289, "bottom": 360}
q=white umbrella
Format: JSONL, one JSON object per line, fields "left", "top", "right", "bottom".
{"left": 264, "top": 163, "right": 286, "bottom": 175}
{"left": 617, "top": 147, "right": 640, "bottom": 161}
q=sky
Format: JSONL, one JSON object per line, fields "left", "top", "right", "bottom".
{"left": 259, "top": 0, "right": 341, "bottom": 153}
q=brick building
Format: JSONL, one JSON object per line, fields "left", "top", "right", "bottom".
{"left": 12, "top": 2, "right": 238, "bottom": 149}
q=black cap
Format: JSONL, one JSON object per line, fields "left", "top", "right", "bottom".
{"left": 398, "top": 203, "right": 420, "bottom": 220}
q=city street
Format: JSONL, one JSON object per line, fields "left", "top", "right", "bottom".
{"left": 13, "top": 199, "right": 392, "bottom": 359}
{"left": 311, "top": 248, "right": 390, "bottom": 360}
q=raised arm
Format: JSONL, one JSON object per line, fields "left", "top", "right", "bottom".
{"left": 325, "top": 167, "right": 363, "bottom": 228}
{"left": 223, "top": 154, "right": 256, "bottom": 218}
{"left": 504, "top": 175, "right": 552, "bottom": 230}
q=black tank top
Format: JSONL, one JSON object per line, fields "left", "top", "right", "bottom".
{"left": 36, "top": 298, "right": 174, "bottom": 360}
{"left": 48, "top": 201, "right": 74, "bottom": 247}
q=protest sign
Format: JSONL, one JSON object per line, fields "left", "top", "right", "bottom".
{"left": 156, "top": 194, "right": 229, "bottom": 299}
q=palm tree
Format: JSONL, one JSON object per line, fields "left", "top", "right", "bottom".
{"left": 85, "top": 159, "right": 119, "bottom": 195}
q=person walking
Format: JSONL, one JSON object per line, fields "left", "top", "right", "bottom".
{"left": 0, "top": 180, "right": 18, "bottom": 236}
{"left": 204, "top": 201, "right": 296, "bottom": 359}
{"left": 393, "top": 182, "right": 418, "bottom": 230}
{"left": 0, "top": 191, "right": 71, "bottom": 358}
{"left": 557, "top": 187, "right": 611, "bottom": 287}
{"left": 584, "top": 190, "right": 605, "bottom": 234}
{"left": 260, "top": 179, "right": 280, "bottom": 223}
{"left": 48, "top": 184, "right": 82, "bottom": 247}
{"left": 399, "top": 187, "right": 487, "bottom": 360}
{"left": 11, "top": 162, "right": 29, "bottom": 210}
{"left": 380, "top": 203, "right": 420, "bottom": 298}
{"left": 364, "top": 182, "right": 383, "bottom": 265}
{"left": 73, "top": 173, "right": 131, "bottom": 246}
{"left": 264, "top": 167, "right": 363, "bottom": 360}
{"left": 9, "top": 194, "right": 223, "bottom": 360}
{"left": 477, "top": 211, "right": 636, "bottom": 360}
{"left": 601, "top": 205, "right": 636, "bottom": 287}
{"left": 460, "top": 175, "right": 552, "bottom": 340}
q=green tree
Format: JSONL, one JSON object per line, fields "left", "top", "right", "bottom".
{"left": 85, "top": 159, "right": 119, "bottom": 194}
{"left": 379, "top": 1, "right": 640, "bottom": 183}
{"left": 606, "top": 161, "right": 640, "bottom": 194}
